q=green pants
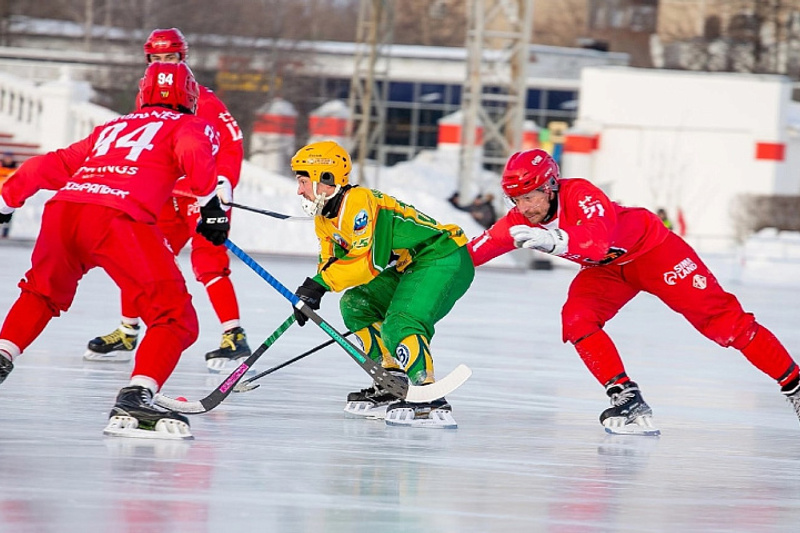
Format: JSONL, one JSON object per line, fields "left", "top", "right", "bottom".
{"left": 339, "top": 245, "right": 474, "bottom": 355}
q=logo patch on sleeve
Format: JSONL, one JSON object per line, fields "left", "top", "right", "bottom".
{"left": 333, "top": 233, "right": 349, "bottom": 249}
{"left": 354, "top": 210, "right": 369, "bottom": 233}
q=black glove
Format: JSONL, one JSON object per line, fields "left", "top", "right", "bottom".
{"left": 294, "top": 277, "right": 326, "bottom": 326}
{"left": 196, "top": 196, "right": 230, "bottom": 246}
{"left": 0, "top": 211, "right": 11, "bottom": 224}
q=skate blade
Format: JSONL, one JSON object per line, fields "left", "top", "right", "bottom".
{"left": 103, "top": 415, "right": 194, "bottom": 440}
{"left": 343, "top": 401, "right": 388, "bottom": 420}
{"left": 384, "top": 407, "right": 458, "bottom": 429}
{"left": 602, "top": 415, "right": 661, "bottom": 437}
{"left": 233, "top": 380, "right": 260, "bottom": 393}
{"left": 206, "top": 357, "right": 255, "bottom": 374}
{"left": 83, "top": 349, "right": 132, "bottom": 363}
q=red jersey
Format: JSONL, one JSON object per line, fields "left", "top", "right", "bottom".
{"left": 1, "top": 108, "right": 219, "bottom": 224}
{"left": 468, "top": 178, "right": 670, "bottom": 267}
{"left": 172, "top": 86, "right": 243, "bottom": 197}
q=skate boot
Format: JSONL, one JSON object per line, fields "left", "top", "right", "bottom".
{"left": 0, "top": 350, "right": 13, "bottom": 385}
{"left": 344, "top": 369, "right": 406, "bottom": 419}
{"left": 205, "top": 327, "right": 251, "bottom": 373}
{"left": 782, "top": 381, "right": 800, "bottom": 424}
{"left": 385, "top": 397, "right": 458, "bottom": 429}
{"left": 599, "top": 380, "right": 660, "bottom": 436}
{"left": 103, "top": 386, "right": 193, "bottom": 440}
{"left": 344, "top": 385, "right": 398, "bottom": 419}
{"left": 84, "top": 323, "right": 140, "bottom": 362}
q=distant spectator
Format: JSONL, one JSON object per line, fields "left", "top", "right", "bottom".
{"left": 1, "top": 152, "right": 16, "bottom": 170}
{"left": 0, "top": 152, "right": 14, "bottom": 238}
{"left": 448, "top": 191, "right": 467, "bottom": 211}
{"left": 656, "top": 208, "right": 673, "bottom": 230}
{"left": 469, "top": 194, "right": 497, "bottom": 229}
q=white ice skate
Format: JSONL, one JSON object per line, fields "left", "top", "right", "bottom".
{"left": 103, "top": 416, "right": 193, "bottom": 440}
{"left": 384, "top": 398, "right": 458, "bottom": 429}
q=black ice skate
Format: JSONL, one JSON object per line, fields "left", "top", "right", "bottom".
{"left": 782, "top": 381, "right": 800, "bottom": 424}
{"left": 344, "top": 369, "right": 406, "bottom": 419}
{"left": 0, "top": 351, "right": 13, "bottom": 385}
{"left": 385, "top": 397, "right": 458, "bottom": 429}
{"left": 599, "top": 381, "right": 660, "bottom": 436}
{"left": 103, "top": 386, "right": 193, "bottom": 440}
{"left": 84, "top": 323, "right": 140, "bottom": 363}
{"left": 344, "top": 385, "right": 398, "bottom": 419}
{"left": 205, "top": 327, "right": 251, "bottom": 373}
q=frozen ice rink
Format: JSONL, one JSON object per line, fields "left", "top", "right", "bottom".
{"left": 1, "top": 239, "right": 799, "bottom": 533}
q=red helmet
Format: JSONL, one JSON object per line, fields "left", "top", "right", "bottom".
{"left": 137, "top": 62, "right": 199, "bottom": 114}
{"left": 501, "top": 149, "right": 560, "bottom": 197}
{"left": 144, "top": 28, "right": 189, "bottom": 62}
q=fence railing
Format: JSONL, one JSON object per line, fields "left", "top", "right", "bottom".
{"left": 0, "top": 68, "right": 119, "bottom": 151}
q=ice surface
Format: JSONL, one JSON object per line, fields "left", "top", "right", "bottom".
{"left": 1, "top": 240, "right": 799, "bottom": 533}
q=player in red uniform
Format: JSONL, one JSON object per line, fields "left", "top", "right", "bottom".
{"left": 468, "top": 148, "right": 800, "bottom": 435}
{"left": 0, "top": 62, "right": 229, "bottom": 439}
{"left": 84, "top": 28, "right": 250, "bottom": 372}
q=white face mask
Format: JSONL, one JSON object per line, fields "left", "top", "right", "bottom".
{"left": 301, "top": 182, "right": 340, "bottom": 216}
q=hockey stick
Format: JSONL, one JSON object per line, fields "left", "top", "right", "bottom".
{"left": 225, "top": 240, "right": 472, "bottom": 402}
{"left": 222, "top": 200, "right": 312, "bottom": 221}
{"left": 233, "top": 331, "right": 354, "bottom": 393}
{"left": 153, "top": 314, "right": 296, "bottom": 414}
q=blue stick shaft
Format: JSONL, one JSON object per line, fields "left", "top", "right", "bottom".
{"left": 225, "top": 239, "right": 409, "bottom": 398}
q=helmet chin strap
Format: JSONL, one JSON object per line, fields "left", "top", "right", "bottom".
{"left": 301, "top": 182, "right": 341, "bottom": 216}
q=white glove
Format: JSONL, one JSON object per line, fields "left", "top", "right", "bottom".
{"left": 0, "top": 194, "right": 15, "bottom": 215}
{"left": 509, "top": 224, "right": 569, "bottom": 256}
{"left": 216, "top": 176, "right": 233, "bottom": 210}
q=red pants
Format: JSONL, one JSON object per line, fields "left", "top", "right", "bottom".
{"left": 0, "top": 201, "right": 198, "bottom": 388}
{"left": 562, "top": 231, "right": 796, "bottom": 386}
{"left": 120, "top": 196, "right": 239, "bottom": 326}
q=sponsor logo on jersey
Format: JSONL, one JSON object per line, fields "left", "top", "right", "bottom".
{"left": 578, "top": 195, "right": 606, "bottom": 218}
{"left": 692, "top": 274, "right": 707, "bottom": 289}
{"left": 663, "top": 257, "right": 698, "bottom": 285}
{"left": 120, "top": 109, "right": 183, "bottom": 121}
{"left": 63, "top": 181, "right": 130, "bottom": 198}
{"left": 354, "top": 209, "right": 369, "bottom": 233}
{"left": 332, "top": 233, "right": 348, "bottom": 250}
{"left": 77, "top": 165, "right": 139, "bottom": 176}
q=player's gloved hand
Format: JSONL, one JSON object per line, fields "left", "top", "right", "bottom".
{"left": 509, "top": 224, "right": 569, "bottom": 255}
{"left": 0, "top": 195, "right": 14, "bottom": 224}
{"left": 216, "top": 176, "right": 233, "bottom": 210}
{"left": 293, "top": 277, "right": 326, "bottom": 327}
{"left": 197, "top": 196, "right": 230, "bottom": 246}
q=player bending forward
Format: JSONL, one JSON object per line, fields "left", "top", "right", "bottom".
{"left": 84, "top": 28, "right": 250, "bottom": 373}
{"left": 0, "top": 62, "right": 231, "bottom": 439}
{"left": 290, "top": 141, "right": 474, "bottom": 428}
{"left": 468, "top": 148, "right": 800, "bottom": 436}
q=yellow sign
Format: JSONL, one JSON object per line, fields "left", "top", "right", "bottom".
{"left": 215, "top": 71, "right": 279, "bottom": 93}
{"left": 547, "top": 121, "right": 568, "bottom": 143}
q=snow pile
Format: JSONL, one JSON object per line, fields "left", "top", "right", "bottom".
{"left": 8, "top": 148, "right": 800, "bottom": 282}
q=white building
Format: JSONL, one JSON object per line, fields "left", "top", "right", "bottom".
{"left": 561, "top": 66, "right": 800, "bottom": 249}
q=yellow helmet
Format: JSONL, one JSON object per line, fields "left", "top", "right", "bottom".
{"left": 291, "top": 140, "right": 351, "bottom": 187}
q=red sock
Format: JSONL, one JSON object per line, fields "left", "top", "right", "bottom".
{"left": 741, "top": 324, "right": 798, "bottom": 386}
{"left": 574, "top": 330, "right": 627, "bottom": 387}
{"left": 205, "top": 276, "right": 240, "bottom": 325}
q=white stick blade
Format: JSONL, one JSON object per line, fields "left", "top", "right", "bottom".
{"left": 404, "top": 364, "right": 472, "bottom": 403}
{"left": 154, "top": 394, "right": 206, "bottom": 414}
